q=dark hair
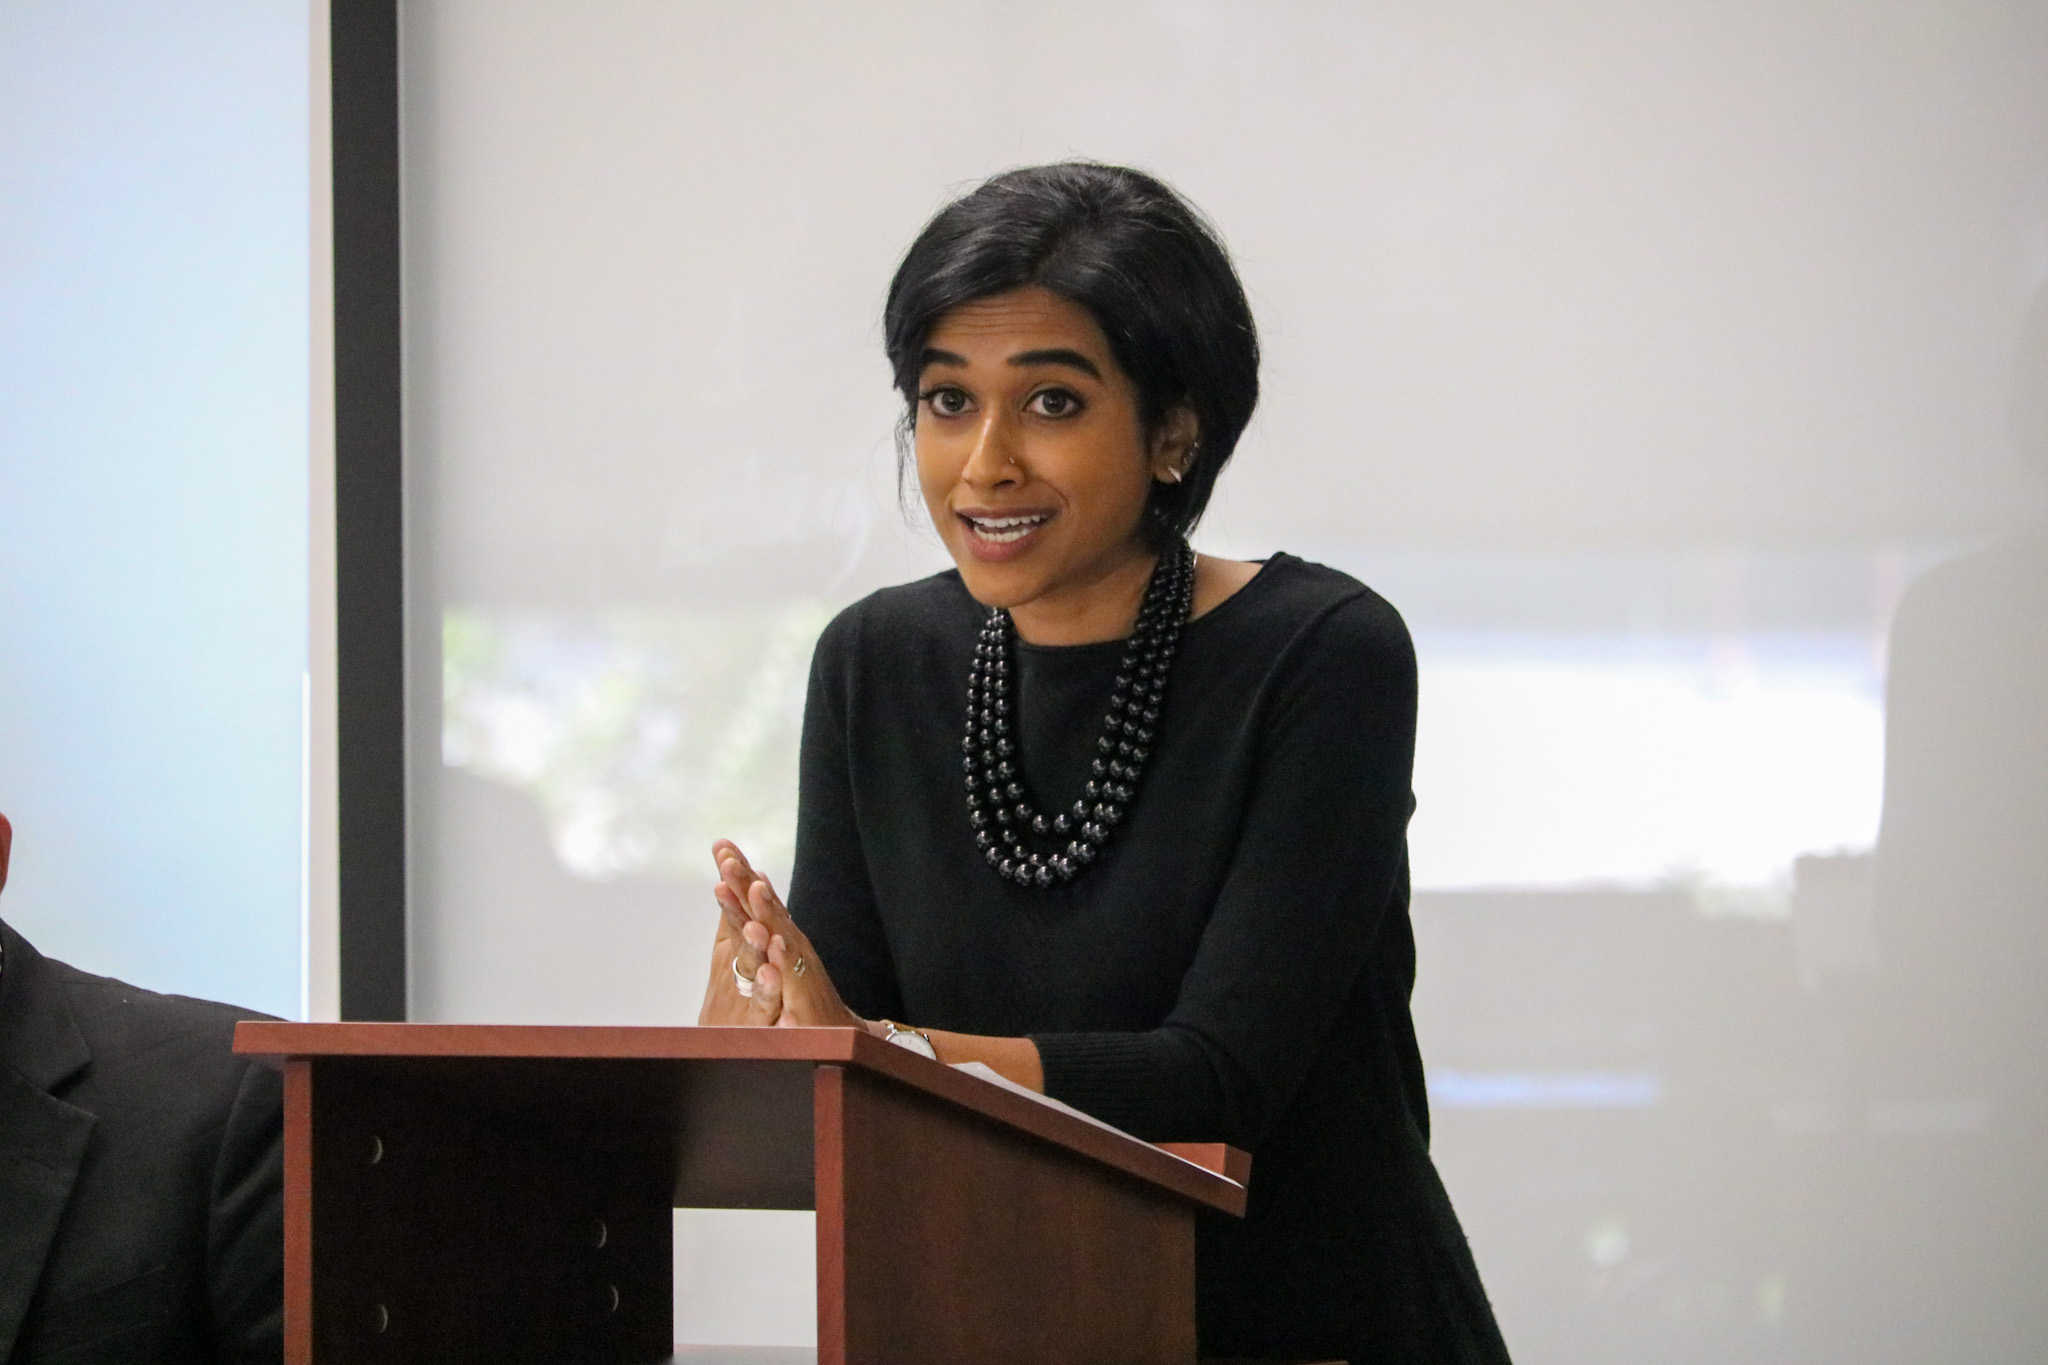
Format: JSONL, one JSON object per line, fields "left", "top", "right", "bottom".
{"left": 883, "top": 162, "right": 1260, "bottom": 544}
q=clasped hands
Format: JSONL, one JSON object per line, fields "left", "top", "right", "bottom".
{"left": 697, "top": 839, "right": 869, "bottom": 1031}
{"left": 695, "top": 840, "right": 1047, "bottom": 1091}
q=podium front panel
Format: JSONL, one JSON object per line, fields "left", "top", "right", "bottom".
{"left": 303, "top": 1056, "right": 675, "bottom": 1362}
{"left": 246, "top": 1024, "right": 1244, "bottom": 1363}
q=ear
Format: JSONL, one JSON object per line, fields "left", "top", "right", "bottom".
{"left": 0, "top": 812, "right": 11, "bottom": 896}
{"left": 1148, "top": 405, "right": 1201, "bottom": 485}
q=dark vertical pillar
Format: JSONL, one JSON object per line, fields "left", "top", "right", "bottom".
{"left": 330, "top": 0, "right": 407, "bottom": 1021}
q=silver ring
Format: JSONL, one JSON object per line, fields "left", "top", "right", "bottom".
{"left": 733, "top": 956, "right": 756, "bottom": 999}
{"left": 791, "top": 955, "right": 807, "bottom": 977}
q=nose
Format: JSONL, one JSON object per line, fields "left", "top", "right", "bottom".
{"left": 960, "top": 409, "right": 1023, "bottom": 489}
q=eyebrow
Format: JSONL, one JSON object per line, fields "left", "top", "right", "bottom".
{"left": 1008, "top": 348, "right": 1102, "bottom": 380}
{"left": 916, "top": 346, "right": 1104, "bottom": 381}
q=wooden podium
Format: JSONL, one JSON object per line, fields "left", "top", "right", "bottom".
{"left": 235, "top": 1023, "right": 1250, "bottom": 1365}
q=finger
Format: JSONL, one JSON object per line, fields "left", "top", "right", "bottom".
{"left": 766, "top": 933, "right": 795, "bottom": 986}
{"left": 712, "top": 881, "right": 751, "bottom": 936}
{"left": 715, "top": 842, "right": 760, "bottom": 887}
{"left": 736, "top": 919, "right": 769, "bottom": 978}
{"left": 745, "top": 876, "right": 790, "bottom": 927}
{"left": 767, "top": 930, "right": 829, "bottom": 1019}
{"left": 720, "top": 857, "right": 765, "bottom": 919}
{"left": 747, "top": 961, "right": 782, "bottom": 1025}
{"left": 753, "top": 885, "right": 817, "bottom": 969}
{"left": 711, "top": 839, "right": 755, "bottom": 879}
{"left": 765, "top": 935, "right": 802, "bottom": 1026}
{"left": 703, "top": 939, "right": 758, "bottom": 1026}
{"left": 767, "top": 932, "right": 803, "bottom": 981}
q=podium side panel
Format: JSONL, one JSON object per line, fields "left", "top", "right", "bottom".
{"left": 305, "top": 1057, "right": 673, "bottom": 1363}
{"left": 286, "top": 1059, "right": 313, "bottom": 1365}
{"left": 814, "top": 1065, "right": 1196, "bottom": 1365}
{"left": 815, "top": 1066, "right": 847, "bottom": 1365}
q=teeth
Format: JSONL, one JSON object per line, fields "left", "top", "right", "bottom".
{"left": 967, "top": 513, "right": 1050, "bottom": 544}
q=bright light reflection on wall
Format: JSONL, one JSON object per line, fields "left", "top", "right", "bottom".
{"left": 437, "top": 550, "right": 1907, "bottom": 908}
{"left": 1410, "top": 638, "right": 1884, "bottom": 895}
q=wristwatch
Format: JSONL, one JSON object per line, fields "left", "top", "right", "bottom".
{"left": 880, "top": 1020, "right": 938, "bottom": 1061}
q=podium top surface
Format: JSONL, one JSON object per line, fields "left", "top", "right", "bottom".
{"left": 237, "top": 1022, "right": 1247, "bottom": 1216}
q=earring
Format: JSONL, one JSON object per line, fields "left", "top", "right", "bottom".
{"left": 1162, "top": 467, "right": 1184, "bottom": 485}
{"left": 1161, "top": 444, "right": 1196, "bottom": 485}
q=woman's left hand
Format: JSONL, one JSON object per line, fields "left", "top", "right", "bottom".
{"left": 713, "top": 842, "right": 866, "bottom": 1030}
{"left": 698, "top": 840, "right": 783, "bottom": 1027}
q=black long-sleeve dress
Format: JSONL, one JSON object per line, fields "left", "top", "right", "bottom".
{"left": 788, "top": 553, "right": 1510, "bottom": 1363}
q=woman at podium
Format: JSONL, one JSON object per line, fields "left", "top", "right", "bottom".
{"left": 701, "top": 162, "right": 1510, "bottom": 1365}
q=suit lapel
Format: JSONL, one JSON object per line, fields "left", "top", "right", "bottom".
{"left": 0, "top": 923, "right": 96, "bottom": 1363}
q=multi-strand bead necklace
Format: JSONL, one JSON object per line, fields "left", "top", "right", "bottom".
{"left": 962, "top": 540, "right": 1196, "bottom": 887}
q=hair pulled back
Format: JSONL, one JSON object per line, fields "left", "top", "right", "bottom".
{"left": 884, "top": 162, "right": 1260, "bottom": 543}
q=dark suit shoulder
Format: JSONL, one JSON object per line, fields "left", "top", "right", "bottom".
{"left": 0, "top": 926, "right": 285, "bottom": 1364}
{"left": 49, "top": 959, "right": 276, "bottom": 1070}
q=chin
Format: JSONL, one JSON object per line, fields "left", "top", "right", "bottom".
{"left": 951, "top": 554, "right": 1042, "bottom": 610}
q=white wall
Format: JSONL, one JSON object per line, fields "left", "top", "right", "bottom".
{"left": 0, "top": 1, "right": 310, "bottom": 1020}
{"left": 398, "top": 2, "right": 2048, "bottom": 1357}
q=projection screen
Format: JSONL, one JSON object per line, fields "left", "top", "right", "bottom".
{"left": 378, "top": 2, "right": 2048, "bottom": 1357}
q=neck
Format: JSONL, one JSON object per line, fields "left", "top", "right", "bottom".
{"left": 1008, "top": 540, "right": 1160, "bottom": 646}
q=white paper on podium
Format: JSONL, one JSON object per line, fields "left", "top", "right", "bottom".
{"left": 948, "top": 1060, "right": 1140, "bottom": 1138}
{"left": 947, "top": 1058, "right": 1186, "bottom": 1148}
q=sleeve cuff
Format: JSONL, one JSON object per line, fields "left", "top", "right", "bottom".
{"left": 1030, "top": 1028, "right": 1228, "bottom": 1141}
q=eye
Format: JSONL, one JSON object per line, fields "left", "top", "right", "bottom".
{"left": 1026, "top": 387, "right": 1084, "bottom": 419}
{"left": 920, "top": 385, "right": 973, "bottom": 418}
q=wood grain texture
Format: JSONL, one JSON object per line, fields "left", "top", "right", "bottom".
{"left": 818, "top": 1064, "right": 1198, "bottom": 1365}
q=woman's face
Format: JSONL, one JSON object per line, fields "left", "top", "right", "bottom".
{"left": 914, "top": 287, "right": 1191, "bottom": 615}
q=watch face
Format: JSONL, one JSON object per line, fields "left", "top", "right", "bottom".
{"left": 888, "top": 1029, "right": 938, "bottom": 1061}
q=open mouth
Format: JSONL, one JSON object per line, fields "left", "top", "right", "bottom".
{"left": 959, "top": 511, "right": 1054, "bottom": 546}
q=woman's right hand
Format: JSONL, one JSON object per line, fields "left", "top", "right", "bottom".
{"left": 697, "top": 839, "right": 785, "bottom": 1025}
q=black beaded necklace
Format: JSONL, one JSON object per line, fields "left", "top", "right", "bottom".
{"left": 963, "top": 540, "right": 1197, "bottom": 887}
